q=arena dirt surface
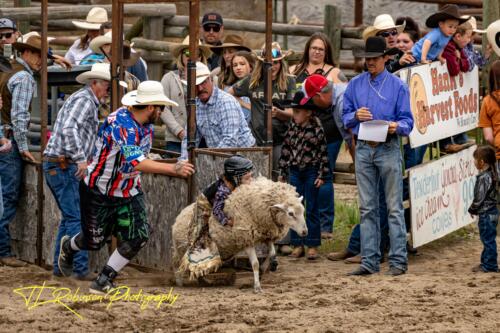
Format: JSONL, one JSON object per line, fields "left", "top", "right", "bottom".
{"left": 1, "top": 231, "right": 499, "bottom": 333}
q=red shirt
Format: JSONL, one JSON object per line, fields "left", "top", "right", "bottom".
{"left": 442, "top": 40, "right": 470, "bottom": 76}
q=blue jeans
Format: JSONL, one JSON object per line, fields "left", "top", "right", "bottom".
{"left": 0, "top": 142, "right": 23, "bottom": 258}
{"left": 356, "top": 138, "right": 407, "bottom": 273}
{"left": 318, "top": 140, "right": 342, "bottom": 233}
{"left": 43, "top": 161, "right": 89, "bottom": 276}
{"left": 478, "top": 207, "right": 499, "bottom": 272}
{"left": 289, "top": 166, "right": 321, "bottom": 247}
{"left": 347, "top": 179, "right": 389, "bottom": 255}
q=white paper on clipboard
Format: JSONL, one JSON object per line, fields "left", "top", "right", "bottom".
{"left": 358, "top": 120, "right": 389, "bottom": 142}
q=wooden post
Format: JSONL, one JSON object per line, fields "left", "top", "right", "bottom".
{"left": 187, "top": 0, "right": 200, "bottom": 203}
{"left": 14, "top": 0, "right": 31, "bottom": 34}
{"left": 143, "top": 16, "right": 164, "bottom": 81}
{"left": 482, "top": 0, "right": 500, "bottom": 93}
{"left": 111, "top": 0, "right": 124, "bottom": 112}
{"left": 282, "top": 0, "right": 288, "bottom": 49}
{"left": 324, "top": 5, "right": 341, "bottom": 67}
{"left": 354, "top": 0, "right": 363, "bottom": 27}
{"left": 264, "top": 0, "right": 273, "bottom": 146}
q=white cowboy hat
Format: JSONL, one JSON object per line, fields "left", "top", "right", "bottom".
{"left": 180, "top": 61, "right": 211, "bottom": 86}
{"left": 487, "top": 19, "right": 500, "bottom": 57}
{"left": 362, "top": 14, "right": 406, "bottom": 40}
{"left": 171, "top": 36, "right": 212, "bottom": 59}
{"left": 462, "top": 16, "right": 486, "bottom": 34}
{"left": 76, "top": 63, "right": 127, "bottom": 87}
{"left": 19, "top": 31, "right": 55, "bottom": 43}
{"left": 72, "top": 7, "right": 108, "bottom": 30}
{"left": 89, "top": 31, "right": 140, "bottom": 67}
{"left": 122, "top": 81, "right": 178, "bottom": 107}
{"left": 255, "top": 41, "right": 292, "bottom": 62}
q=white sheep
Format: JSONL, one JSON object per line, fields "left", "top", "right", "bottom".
{"left": 172, "top": 177, "right": 308, "bottom": 292}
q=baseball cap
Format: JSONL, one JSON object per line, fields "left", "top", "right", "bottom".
{"left": 0, "top": 18, "right": 17, "bottom": 31}
{"left": 300, "top": 74, "right": 330, "bottom": 105}
{"left": 202, "top": 12, "right": 223, "bottom": 26}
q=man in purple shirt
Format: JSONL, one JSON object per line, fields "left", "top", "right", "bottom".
{"left": 343, "top": 37, "right": 414, "bottom": 276}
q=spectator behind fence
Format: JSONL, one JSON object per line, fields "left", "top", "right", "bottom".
{"left": 468, "top": 145, "right": 499, "bottom": 273}
{"left": 228, "top": 51, "right": 255, "bottom": 123}
{"left": 411, "top": 4, "right": 469, "bottom": 64}
{"left": 43, "top": 63, "right": 122, "bottom": 280}
{"left": 210, "top": 34, "right": 251, "bottom": 90}
{"left": 442, "top": 21, "right": 473, "bottom": 76}
{"left": 461, "top": 16, "right": 492, "bottom": 71}
{"left": 201, "top": 12, "right": 224, "bottom": 70}
{"left": 385, "top": 17, "right": 419, "bottom": 73}
{"left": 0, "top": 18, "right": 20, "bottom": 71}
{"left": 65, "top": 7, "right": 108, "bottom": 65}
{"left": 160, "top": 37, "right": 211, "bottom": 156}
{"left": 278, "top": 91, "right": 330, "bottom": 260}
{"left": 290, "top": 32, "right": 346, "bottom": 85}
{"left": 229, "top": 41, "right": 296, "bottom": 177}
{"left": 180, "top": 62, "right": 255, "bottom": 160}
{"left": 343, "top": 37, "right": 413, "bottom": 277}
{"left": 0, "top": 35, "right": 55, "bottom": 267}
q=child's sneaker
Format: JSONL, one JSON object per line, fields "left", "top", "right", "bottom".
{"left": 89, "top": 265, "right": 118, "bottom": 295}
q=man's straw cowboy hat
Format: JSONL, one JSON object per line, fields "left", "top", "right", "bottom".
{"left": 72, "top": 7, "right": 108, "bottom": 30}
{"left": 76, "top": 63, "right": 127, "bottom": 87}
{"left": 487, "top": 19, "right": 500, "bottom": 57}
{"left": 122, "top": 81, "right": 178, "bottom": 107}
{"left": 12, "top": 34, "right": 55, "bottom": 59}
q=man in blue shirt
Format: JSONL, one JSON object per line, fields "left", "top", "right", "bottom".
{"left": 343, "top": 37, "right": 414, "bottom": 276}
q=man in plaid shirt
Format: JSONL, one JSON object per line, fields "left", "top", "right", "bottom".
{"left": 43, "top": 63, "right": 115, "bottom": 279}
{"left": 180, "top": 62, "right": 255, "bottom": 159}
{"left": 0, "top": 35, "right": 53, "bottom": 267}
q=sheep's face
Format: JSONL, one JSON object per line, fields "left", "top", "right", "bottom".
{"left": 271, "top": 198, "right": 308, "bottom": 237}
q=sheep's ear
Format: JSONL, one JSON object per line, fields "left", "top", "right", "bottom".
{"left": 298, "top": 196, "right": 303, "bottom": 203}
{"left": 271, "top": 203, "right": 287, "bottom": 213}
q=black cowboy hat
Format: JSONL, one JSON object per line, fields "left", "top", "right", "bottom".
{"left": 281, "top": 91, "right": 317, "bottom": 110}
{"left": 426, "top": 4, "right": 470, "bottom": 28}
{"left": 352, "top": 36, "right": 399, "bottom": 58}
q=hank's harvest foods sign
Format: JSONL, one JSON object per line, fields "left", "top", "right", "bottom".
{"left": 399, "top": 63, "right": 479, "bottom": 148}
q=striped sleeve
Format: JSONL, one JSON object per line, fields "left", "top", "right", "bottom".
{"left": 8, "top": 71, "right": 35, "bottom": 152}
{"left": 61, "top": 97, "right": 95, "bottom": 163}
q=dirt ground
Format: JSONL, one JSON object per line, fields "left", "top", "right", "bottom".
{"left": 1, "top": 230, "right": 500, "bottom": 333}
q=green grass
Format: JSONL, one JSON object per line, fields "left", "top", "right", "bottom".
{"left": 319, "top": 201, "right": 360, "bottom": 254}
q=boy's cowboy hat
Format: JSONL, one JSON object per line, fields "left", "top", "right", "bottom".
{"left": 487, "top": 19, "right": 500, "bottom": 57}
{"left": 209, "top": 34, "right": 251, "bottom": 54}
{"left": 180, "top": 61, "right": 211, "bottom": 86}
{"left": 425, "top": 4, "right": 469, "bottom": 28}
{"left": 76, "top": 63, "right": 127, "bottom": 86}
{"left": 72, "top": 7, "right": 108, "bottom": 30}
{"left": 171, "top": 36, "right": 212, "bottom": 60}
{"left": 12, "top": 35, "right": 55, "bottom": 59}
{"left": 122, "top": 80, "right": 178, "bottom": 107}
{"left": 362, "top": 14, "right": 406, "bottom": 40}
{"left": 462, "top": 16, "right": 486, "bottom": 34}
{"left": 89, "top": 31, "right": 140, "bottom": 67}
{"left": 353, "top": 36, "right": 399, "bottom": 58}
{"left": 255, "top": 41, "right": 293, "bottom": 62}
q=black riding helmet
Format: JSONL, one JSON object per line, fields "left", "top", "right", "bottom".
{"left": 224, "top": 155, "right": 254, "bottom": 187}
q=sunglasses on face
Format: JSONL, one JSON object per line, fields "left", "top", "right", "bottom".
{"left": 377, "top": 30, "right": 398, "bottom": 38}
{"left": 0, "top": 32, "right": 13, "bottom": 40}
{"left": 203, "top": 25, "right": 221, "bottom": 32}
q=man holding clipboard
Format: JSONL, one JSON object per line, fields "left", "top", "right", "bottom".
{"left": 343, "top": 36, "right": 414, "bottom": 276}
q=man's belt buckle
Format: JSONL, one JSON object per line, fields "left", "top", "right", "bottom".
{"left": 57, "top": 156, "right": 68, "bottom": 170}
{"left": 366, "top": 141, "right": 379, "bottom": 147}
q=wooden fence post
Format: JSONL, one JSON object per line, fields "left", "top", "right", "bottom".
{"left": 14, "top": 0, "right": 31, "bottom": 34}
{"left": 324, "top": 5, "right": 341, "bottom": 67}
{"left": 143, "top": 16, "right": 165, "bottom": 81}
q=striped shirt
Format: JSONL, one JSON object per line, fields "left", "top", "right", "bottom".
{"left": 7, "top": 58, "right": 35, "bottom": 152}
{"left": 85, "top": 107, "right": 153, "bottom": 198}
{"left": 44, "top": 86, "right": 99, "bottom": 163}
{"left": 180, "top": 86, "right": 255, "bottom": 159}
